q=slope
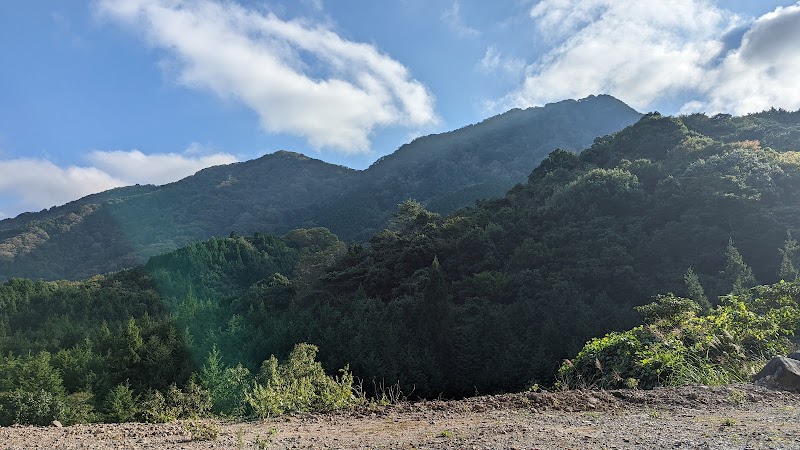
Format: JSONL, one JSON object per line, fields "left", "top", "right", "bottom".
{"left": 4, "top": 109, "right": 800, "bottom": 401}
{"left": 0, "top": 95, "right": 641, "bottom": 281}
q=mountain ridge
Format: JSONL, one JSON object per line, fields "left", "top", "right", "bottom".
{"left": 0, "top": 95, "right": 641, "bottom": 280}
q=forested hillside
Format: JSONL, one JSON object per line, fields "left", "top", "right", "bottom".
{"left": 0, "top": 95, "right": 640, "bottom": 281}
{"left": 2, "top": 109, "right": 800, "bottom": 426}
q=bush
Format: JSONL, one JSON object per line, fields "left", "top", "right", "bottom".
{"left": 138, "top": 389, "right": 176, "bottom": 423}
{"left": 0, "top": 389, "right": 67, "bottom": 426}
{"left": 559, "top": 284, "right": 800, "bottom": 390}
{"left": 137, "top": 381, "right": 212, "bottom": 423}
{"left": 246, "top": 343, "right": 359, "bottom": 417}
{"left": 63, "top": 391, "right": 97, "bottom": 424}
{"left": 166, "top": 380, "right": 212, "bottom": 419}
{"left": 184, "top": 419, "right": 219, "bottom": 441}
{"left": 199, "top": 346, "right": 251, "bottom": 417}
{"left": 105, "top": 383, "right": 139, "bottom": 423}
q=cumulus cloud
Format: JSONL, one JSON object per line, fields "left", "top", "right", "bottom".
{"left": 696, "top": 3, "right": 800, "bottom": 114}
{"left": 87, "top": 149, "right": 237, "bottom": 186}
{"left": 95, "top": 0, "right": 437, "bottom": 153}
{"left": 507, "top": 0, "right": 800, "bottom": 115}
{"left": 0, "top": 159, "right": 125, "bottom": 215}
{"left": 0, "top": 148, "right": 237, "bottom": 218}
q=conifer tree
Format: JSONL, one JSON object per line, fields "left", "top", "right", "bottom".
{"left": 723, "top": 238, "right": 756, "bottom": 295}
{"left": 684, "top": 267, "right": 711, "bottom": 311}
{"left": 778, "top": 231, "right": 798, "bottom": 281}
{"left": 422, "top": 256, "right": 448, "bottom": 332}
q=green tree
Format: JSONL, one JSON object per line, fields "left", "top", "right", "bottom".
{"left": 246, "top": 343, "right": 357, "bottom": 418}
{"left": 779, "top": 231, "right": 798, "bottom": 281}
{"left": 723, "top": 238, "right": 756, "bottom": 295}
{"left": 421, "top": 256, "right": 449, "bottom": 340}
{"left": 199, "top": 345, "right": 250, "bottom": 417}
{"left": 104, "top": 383, "right": 139, "bottom": 423}
{"left": 684, "top": 267, "right": 711, "bottom": 311}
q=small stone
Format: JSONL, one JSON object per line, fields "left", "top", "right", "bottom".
{"left": 51, "top": 420, "right": 63, "bottom": 428}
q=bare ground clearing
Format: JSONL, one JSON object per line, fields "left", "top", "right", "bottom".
{"left": 2, "top": 384, "right": 799, "bottom": 449}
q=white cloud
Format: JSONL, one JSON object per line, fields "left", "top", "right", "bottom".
{"left": 96, "top": 0, "right": 438, "bottom": 154}
{"left": 0, "top": 159, "right": 125, "bottom": 215}
{"left": 480, "top": 46, "right": 525, "bottom": 77}
{"left": 0, "top": 149, "right": 237, "bottom": 218}
{"left": 694, "top": 3, "right": 800, "bottom": 114}
{"left": 507, "top": 0, "right": 800, "bottom": 115}
{"left": 87, "top": 149, "right": 237, "bottom": 186}
{"left": 442, "top": 0, "right": 481, "bottom": 38}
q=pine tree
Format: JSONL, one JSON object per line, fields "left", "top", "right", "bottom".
{"left": 723, "top": 238, "right": 756, "bottom": 295}
{"left": 684, "top": 267, "right": 711, "bottom": 311}
{"left": 422, "top": 256, "right": 448, "bottom": 332}
{"left": 778, "top": 231, "right": 798, "bottom": 281}
{"left": 419, "top": 256, "right": 452, "bottom": 388}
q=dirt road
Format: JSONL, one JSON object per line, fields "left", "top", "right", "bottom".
{"left": 2, "top": 384, "right": 799, "bottom": 449}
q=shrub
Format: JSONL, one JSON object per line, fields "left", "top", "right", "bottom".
{"left": 199, "top": 346, "right": 251, "bottom": 417}
{"left": 166, "top": 380, "right": 212, "bottom": 419}
{"left": 139, "top": 389, "right": 176, "bottom": 423}
{"left": 0, "top": 389, "right": 67, "bottom": 426}
{"left": 559, "top": 283, "right": 800, "bottom": 389}
{"left": 184, "top": 419, "right": 219, "bottom": 441}
{"left": 246, "top": 343, "right": 359, "bottom": 418}
{"left": 105, "top": 383, "right": 139, "bottom": 423}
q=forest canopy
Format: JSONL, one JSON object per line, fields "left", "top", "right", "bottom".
{"left": 2, "top": 108, "right": 800, "bottom": 424}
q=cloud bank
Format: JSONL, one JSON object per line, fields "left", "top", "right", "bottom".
{"left": 96, "top": 0, "right": 438, "bottom": 153}
{"left": 0, "top": 149, "right": 236, "bottom": 218}
{"left": 508, "top": 0, "right": 800, "bottom": 114}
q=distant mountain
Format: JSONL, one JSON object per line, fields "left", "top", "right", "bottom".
{"left": 0, "top": 95, "right": 641, "bottom": 280}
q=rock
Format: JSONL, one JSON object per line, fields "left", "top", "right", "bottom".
{"left": 52, "top": 420, "right": 63, "bottom": 428}
{"left": 788, "top": 351, "right": 800, "bottom": 361}
{"left": 753, "top": 357, "right": 800, "bottom": 392}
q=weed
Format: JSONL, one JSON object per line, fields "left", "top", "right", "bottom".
{"left": 439, "top": 429, "right": 454, "bottom": 438}
{"left": 373, "top": 379, "right": 407, "bottom": 406}
{"left": 721, "top": 418, "right": 736, "bottom": 427}
{"left": 184, "top": 420, "right": 219, "bottom": 441}
{"left": 727, "top": 388, "right": 746, "bottom": 406}
{"left": 254, "top": 435, "right": 270, "bottom": 450}
{"left": 254, "top": 428, "right": 278, "bottom": 449}
{"left": 235, "top": 427, "right": 245, "bottom": 449}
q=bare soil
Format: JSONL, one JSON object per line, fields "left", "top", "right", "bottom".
{"left": 2, "top": 384, "right": 799, "bottom": 449}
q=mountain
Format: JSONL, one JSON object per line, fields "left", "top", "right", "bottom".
{"left": 0, "top": 152, "right": 357, "bottom": 280}
{"left": 0, "top": 95, "right": 641, "bottom": 281}
{"left": 3, "top": 108, "right": 800, "bottom": 406}
{"left": 316, "top": 94, "right": 642, "bottom": 240}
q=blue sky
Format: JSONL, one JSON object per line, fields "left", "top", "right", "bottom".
{"left": 1, "top": 0, "right": 799, "bottom": 219}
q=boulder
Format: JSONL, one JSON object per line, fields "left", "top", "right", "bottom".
{"left": 51, "top": 420, "right": 63, "bottom": 428}
{"left": 788, "top": 351, "right": 800, "bottom": 361}
{"left": 753, "top": 356, "right": 800, "bottom": 392}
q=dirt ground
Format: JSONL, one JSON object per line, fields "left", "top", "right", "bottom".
{"left": 2, "top": 384, "right": 799, "bottom": 449}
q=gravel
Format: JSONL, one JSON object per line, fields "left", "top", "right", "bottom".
{"left": 2, "top": 384, "right": 799, "bottom": 449}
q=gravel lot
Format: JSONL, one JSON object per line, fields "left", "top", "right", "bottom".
{"left": 2, "top": 384, "right": 799, "bottom": 449}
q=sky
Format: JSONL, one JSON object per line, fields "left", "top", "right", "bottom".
{"left": 1, "top": 0, "right": 799, "bottom": 219}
